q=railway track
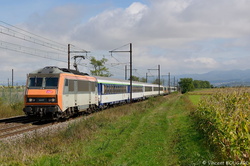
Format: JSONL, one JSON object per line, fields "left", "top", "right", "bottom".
{"left": 0, "top": 116, "right": 28, "bottom": 123}
{"left": 0, "top": 116, "right": 56, "bottom": 140}
{"left": 0, "top": 105, "right": 131, "bottom": 141}
{"left": 0, "top": 114, "right": 87, "bottom": 141}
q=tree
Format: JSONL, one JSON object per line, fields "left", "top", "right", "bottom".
{"left": 139, "top": 77, "right": 147, "bottom": 83}
{"left": 179, "top": 78, "right": 194, "bottom": 94}
{"left": 193, "top": 80, "right": 211, "bottom": 89}
{"left": 152, "top": 78, "right": 163, "bottom": 85}
{"left": 128, "top": 76, "right": 146, "bottom": 82}
{"left": 90, "top": 57, "right": 112, "bottom": 77}
{"left": 193, "top": 80, "right": 201, "bottom": 89}
{"left": 129, "top": 76, "right": 140, "bottom": 81}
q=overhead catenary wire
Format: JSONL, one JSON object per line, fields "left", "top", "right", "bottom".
{"left": 0, "top": 20, "right": 73, "bottom": 64}
{"left": 0, "top": 40, "right": 67, "bottom": 63}
{"left": 109, "top": 43, "right": 130, "bottom": 52}
{"left": 0, "top": 20, "right": 66, "bottom": 52}
{"left": 69, "top": 44, "right": 89, "bottom": 53}
{"left": 0, "top": 20, "right": 65, "bottom": 46}
{"left": 0, "top": 21, "right": 138, "bottom": 79}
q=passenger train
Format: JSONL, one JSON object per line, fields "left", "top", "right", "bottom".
{"left": 23, "top": 66, "right": 177, "bottom": 120}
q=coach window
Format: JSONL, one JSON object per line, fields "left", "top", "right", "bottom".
{"left": 107, "top": 85, "right": 109, "bottom": 94}
{"left": 104, "top": 85, "right": 107, "bottom": 94}
{"left": 103, "top": 85, "right": 106, "bottom": 94}
{"left": 105, "top": 85, "right": 107, "bottom": 94}
{"left": 108, "top": 85, "right": 111, "bottom": 94}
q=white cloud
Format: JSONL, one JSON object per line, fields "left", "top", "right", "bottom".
{"left": 2, "top": 0, "right": 250, "bottom": 84}
{"left": 70, "top": 0, "right": 250, "bottom": 52}
{"left": 184, "top": 57, "right": 218, "bottom": 68}
{"left": 26, "top": 4, "right": 85, "bottom": 38}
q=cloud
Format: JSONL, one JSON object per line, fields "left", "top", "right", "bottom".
{"left": 2, "top": 0, "right": 250, "bottom": 84}
{"left": 30, "top": 0, "right": 250, "bottom": 76}
{"left": 70, "top": 0, "right": 250, "bottom": 50}
{"left": 71, "top": 2, "right": 149, "bottom": 50}
{"left": 26, "top": 4, "right": 85, "bottom": 38}
{"left": 184, "top": 57, "right": 218, "bottom": 68}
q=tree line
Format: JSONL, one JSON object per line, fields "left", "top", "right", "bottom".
{"left": 179, "top": 78, "right": 212, "bottom": 94}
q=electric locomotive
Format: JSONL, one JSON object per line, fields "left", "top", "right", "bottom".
{"left": 23, "top": 66, "right": 98, "bottom": 120}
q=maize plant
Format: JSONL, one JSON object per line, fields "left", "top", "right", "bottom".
{"left": 194, "top": 89, "right": 250, "bottom": 161}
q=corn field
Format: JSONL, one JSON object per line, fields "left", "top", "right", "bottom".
{"left": 193, "top": 88, "right": 250, "bottom": 161}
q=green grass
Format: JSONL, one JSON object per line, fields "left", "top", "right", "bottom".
{"left": 0, "top": 87, "right": 25, "bottom": 118}
{"left": 0, "top": 95, "right": 215, "bottom": 165}
{"left": 188, "top": 95, "right": 202, "bottom": 106}
{"left": 0, "top": 99, "right": 24, "bottom": 118}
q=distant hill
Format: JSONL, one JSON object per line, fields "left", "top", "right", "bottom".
{"left": 176, "top": 69, "right": 250, "bottom": 87}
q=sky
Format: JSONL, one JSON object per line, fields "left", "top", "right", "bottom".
{"left": 1, "top": 0, "right": 250, "bottom": 85}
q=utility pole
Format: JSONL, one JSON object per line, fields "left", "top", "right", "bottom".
{"left": 110, "top": 43, "right": 132, "bottom": 103}
{"left": 173, "top": 76, "right": 175, "bottom": 89}
{"left": 177, "top": 79, "right": 179, "bottom": 91}
{"left": 130, "top": 43, "right": 132, "bottom": 102}
{"left": 68, "top": 44, "right": 70, "bottom": 70}
{"left": 168, "top": 72, "right": 171, "bottom": 94}
{"left": 125, "top": 65, "right": 127, "bottom": 80}
{"left": 158, "top": 65, "right": 160, "bottom": 95}
{"left": 12, "top": 69, "right": 14, "bottom": 87}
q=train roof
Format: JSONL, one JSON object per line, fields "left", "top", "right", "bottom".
{"left": 95, "top": 76, "right": 130, "bottom": 84}
{"left": 95, "top": 76, "right": 163, "bottom": 87}
{"left": 30, "top": 66, "right": 89, "bottom": 76}
{"left": 29, "top": 66, "right": 165, "bottom": 87}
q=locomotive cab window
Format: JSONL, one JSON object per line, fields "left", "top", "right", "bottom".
{"left": 28, "top": 77, "right": 59, "bottom": 89}
{"left": 45, "top": 77, "right": 58, "bottom": 88}
{"left": 29, "top": 77, "right": 43, "bottom": 88}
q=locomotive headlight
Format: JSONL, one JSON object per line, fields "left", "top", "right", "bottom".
{"left": 28, "top": 98, "right": 35, "bottom": 102}
{"left": 48, "top": 98, "right": 56, "bottom": 102}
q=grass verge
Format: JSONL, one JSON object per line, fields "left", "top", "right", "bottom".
{"left": 0, "top": 100, "right": 24, "bottom": 118}
{"left": 0, "top": 94, "right": 215, "bottom": 165}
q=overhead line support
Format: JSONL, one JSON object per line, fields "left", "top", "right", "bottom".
{"left": 109, "top": 43, "right": 132, "bottom": 103}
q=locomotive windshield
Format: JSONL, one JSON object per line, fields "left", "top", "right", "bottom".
{"left": 29, "top": 77, "right": 43, "bottom": 88}
{"left": 28, "top": 77, "right": 58, "bottom": 89}
{"left": 45, "top": 77, "right": 58, "bottom": 88}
